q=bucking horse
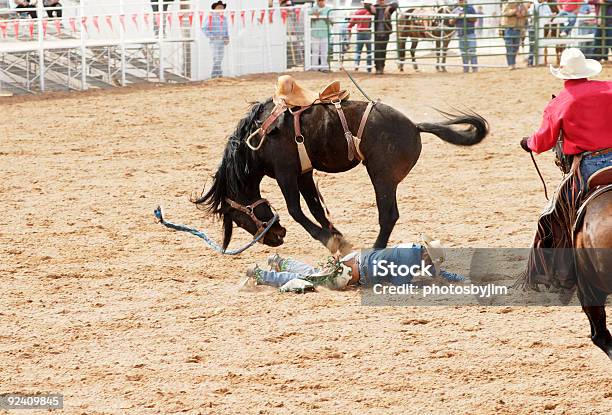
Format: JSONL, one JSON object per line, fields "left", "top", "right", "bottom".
{"left": 192, "top": 76, "right": 488, "bottom": 254}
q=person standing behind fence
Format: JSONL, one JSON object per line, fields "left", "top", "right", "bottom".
{"left": 588, "top": 0, "right": 612, "bottom": 61}
{"left": 450, "top": 0, "right": 478, "bottom": 73}
{"left": 366, "top": 0, "right": 398, "bottom": 75}
{"left": 502, "top": 1, "right": 528, "bottom": 70}
{"left": 348, "top": 1, "right": 373, "bottom": 72}
{"left": 527, "top": 0, "right": 553, "bottom": 66}
{"left": 557, "top": 0, "right": 580, "bottom": 36}
{"left": 204, "top": 1, "right": 229, "bottom": 79}
{"left": 309, "top": 0, "right": 331, "bottom": 72}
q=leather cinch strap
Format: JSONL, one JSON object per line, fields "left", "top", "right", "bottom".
{"left": 333, "top": 100, "right": 358, "bottom": 161}
{"left": 291, "top": 105, "right": 313, "bottom": 173}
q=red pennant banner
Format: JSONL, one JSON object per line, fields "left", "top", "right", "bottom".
{"left": 29, "top": 20, "right": 34, "bottom": 39}
{"left": 54, "top": 19, "right": 61, "bottom": 35}
{"left": 13, "top": 20, "right": 19, "bottom": 38}
{"left": 167, "top": 13, "right": 172, "bottom": 28}
{"left": 143, "top": 13, "right": 150, "bottom": 28}
{"left": 131, "top": 13, "right": 139, "bottom": 29}
{"left": 0, "top": 22, "right": 7, "bottom": 38}
{"left": 251, "top": 10, "right": 255, "bottom": 23}
{"left": 106, "top": 15, "right": 113, "bottom": 31}
{"left": 240, "top": 10, "right": 245, "bottom": 26}
{"left": 188, "top": 12, "right": 194, "bottom": 27}
{"left": 199, "top": 11, "right": 204, "bottom": 27}
{"left": 259, "top": 9, "right": 265, "bottom": 24}
{"left": 178, "top": 13, "right": 184, "bottom": 27}
{"left": 92, "top": 16, "right": 99, "bottom": 32}
{"left": 281, "top": 9, "right": 288, "bottom": 24}
{"left": 82, "top": 16, "right": 89, "bottom": 32}
{"left": 295, "top": 8, "right": 301, "bottom": 21}
{"left": 42, "top": 20, "right": 48, "bottom": 37}
{"left": 208, "top": 13, "right": 213, "bottom": 28}
{"left": 119, "top": 14, "right": 126, "bottom": 31}
{"left": 230, "top": 11, "right": 235, "bottom": 26}
{"left": 155, "top": 12, "right": 160, "bottom": 28}
{"left": 218, "top": 13, "right": 224, "bottom": 26}
{"left": 69, "top": 17, "right": 77, "bottom": 32}
{"left": 269, "top": 9, "right": 274, "bottom": 24}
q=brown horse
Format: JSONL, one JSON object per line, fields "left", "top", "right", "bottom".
{"left": 397, "top": 6, "right": 455, "bottom": 72}
{"left": 574, "top": 190, "right": 612, "bottom": 359}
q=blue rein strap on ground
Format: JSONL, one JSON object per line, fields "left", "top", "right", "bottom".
{"left": 153, "top": 206, "right": 279, "bottom": 255}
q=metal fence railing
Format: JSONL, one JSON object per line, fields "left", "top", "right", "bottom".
{"left": 0, "top": 0, "right": 307, "bottom": 95}
{"left": 316, "top": 2, "right": 610, "bottom": 73}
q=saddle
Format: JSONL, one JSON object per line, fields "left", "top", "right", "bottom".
{"left": 247, "top": 75, "right": 375, "bottom": 173}
{"left": 573, "top": 164, "right": 612, "bottom": 235}
{"left": 274, "top": 75, "right": 350, "bottom": 108}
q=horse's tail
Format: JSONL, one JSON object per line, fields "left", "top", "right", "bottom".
{"left": 416, "top": 111, "right": 488, "bottom": 146}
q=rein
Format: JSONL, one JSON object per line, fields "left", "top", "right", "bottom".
{"left": 154, "top": 199, "right": 279, "bottom": 255}
{"left": 530, "top": 152, "right": 549, "bottom": 200}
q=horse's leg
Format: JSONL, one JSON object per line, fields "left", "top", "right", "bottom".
{"left": 277, "top": 174, "right": 346, "bottom": 254}
{"left": 298, "top": 172, "right": 342, "bottom": 235}
{"left": 441, "top": 39, "right": 449, "bottom": 72}
{"left": 369, "top": 178, "right": 399, "bottom": 249}
{"left": 579, "top": 289, "right": 612, "bottom": 359}
{"left": 398, "top": 36, "right": 406, "bottom": 71}
{"left": 410, "top": 39, "right": 419, "bottom": 71}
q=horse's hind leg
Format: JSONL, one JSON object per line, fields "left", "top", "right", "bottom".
{"left": 369, "top": 177, "right": 400, "bottom": 249}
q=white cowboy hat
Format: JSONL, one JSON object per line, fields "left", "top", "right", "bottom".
{"left": 421, "top": 234, "right": 446, "bottom": 276}
{"left": 549, "top": 48, "right": 602, "bottom": 80}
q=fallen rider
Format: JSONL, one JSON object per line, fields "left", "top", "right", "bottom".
{"left": 242, "top": 235, "right": 465, "bottom": 293}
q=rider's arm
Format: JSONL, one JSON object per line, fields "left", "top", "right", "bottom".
{"left": 528, "top": 108, "right": 561, "bottom": 154}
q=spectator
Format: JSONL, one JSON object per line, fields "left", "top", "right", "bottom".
{"left": 557, "top": 0, "right": 580, "bottom": 35}
{"left": 527, "top": 0, "right": 553, "bottom": 66}
{"left": 43, "top": 0, "right": 61, "bottom": 18}
{"left": 15, "top": 0, "right": 37, "bottom": 19}
{"left": 348, "top": 1, "right": 373, "bottom": 72}
{"left": 450, "top": 0, "right": 479, "bottom": 73}
{"left": 204, "top": 1, "right": 229, "bottom": 79}
{"left": 309, "top": 0, "right": 331, "bottom": 71}
{"left": 366, "top": 0, "right": 398, "bottom": 75}
{"left": 150, "top": 0, "right": 175, "bottom": 13}
{"left": 587, "top": 0, "right": 612, "bottom": 61}
{"left": 501, "top": 1, "right": 529, "bottom": 70}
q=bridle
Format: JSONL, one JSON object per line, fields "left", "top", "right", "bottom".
{"left": 224, "top": 197, "right": 277, "bottom": 236}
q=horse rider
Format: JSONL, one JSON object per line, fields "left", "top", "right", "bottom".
{"left": 519, "top": 48, "right": 612, "bottom": 287}
{"left": 520, "top": 48, "right": 612, "bottom": 191}
{"left": 243, "top": 235, "right": 464, "bottom": 293}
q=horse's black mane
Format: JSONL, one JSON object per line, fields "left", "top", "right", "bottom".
{"left": 193, "top": 98, "right": 271, "bottom": 215}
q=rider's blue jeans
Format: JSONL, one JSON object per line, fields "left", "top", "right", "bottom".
{"left": 458, "top": 32, "right": 478, "bottom": 72}
{"left": 580, "top": 151, "right": 612, "bottom": 190}
{"left": 256, "top": 258, "right": 316, "bottom": 287}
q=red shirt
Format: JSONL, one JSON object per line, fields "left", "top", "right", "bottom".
{"left": 528, "top": 79, "right": 612, "bottom": 155}
{"left": 559, "top": 0, "right": 580, "bottom": 12}
{"left": 348, "top": 8, "right": 372, "bottom": 32}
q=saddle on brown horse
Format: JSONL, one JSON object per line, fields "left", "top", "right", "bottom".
{"left": 246, "top": 75, "right": 375, "bottom": 173}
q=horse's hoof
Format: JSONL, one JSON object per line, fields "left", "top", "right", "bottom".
{"left": 326, "top": 234, "right": 353, "bottom": 256}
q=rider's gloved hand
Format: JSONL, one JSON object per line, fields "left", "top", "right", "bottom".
{"left": 520, "top": 137, "right": 532, "bottom": 153}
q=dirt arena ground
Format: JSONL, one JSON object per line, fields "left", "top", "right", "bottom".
{"left": 2, "top": 67, "right": 612, "bottom": 415}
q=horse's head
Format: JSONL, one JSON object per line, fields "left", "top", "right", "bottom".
{"left": 193, "top": 99, "right": 287, "bottom": 249}
{"left": 220, "top": 195, "right": 286, "bottom": 248}
{"left": 432, "top": 6, "right": 455, "bottom": 31}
